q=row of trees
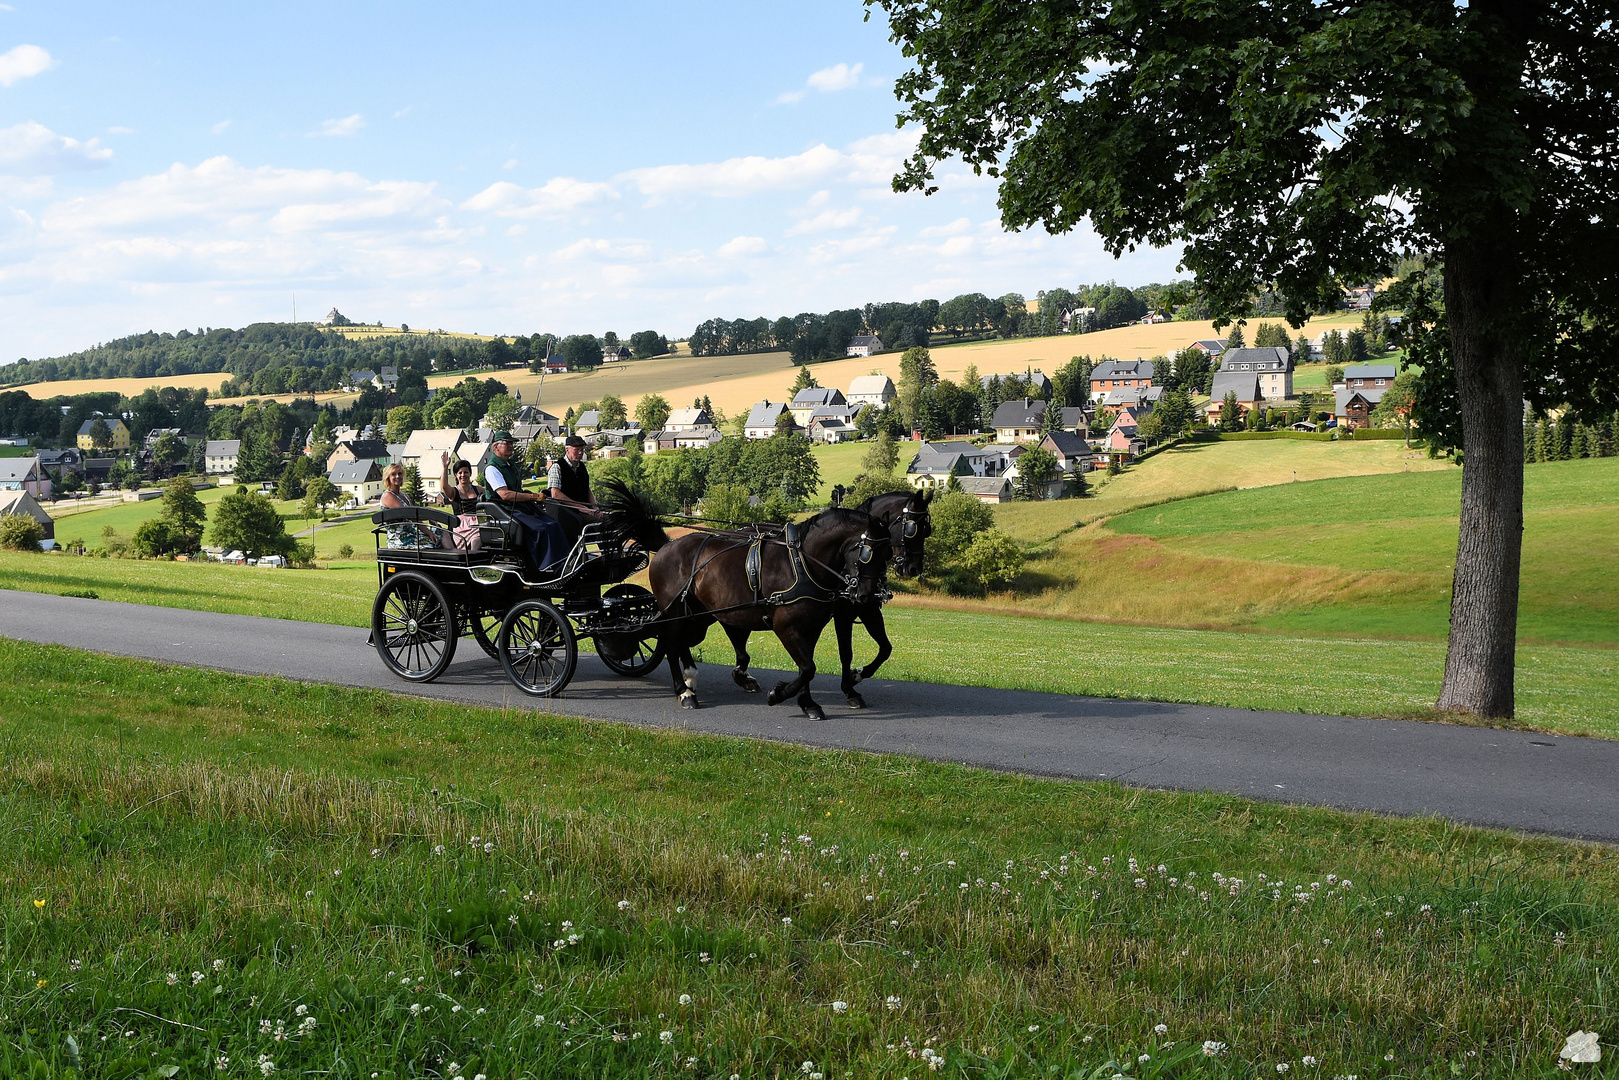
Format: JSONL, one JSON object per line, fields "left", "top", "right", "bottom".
{"left": 1524, "top": 414, "right": 1619, "bottom": 463}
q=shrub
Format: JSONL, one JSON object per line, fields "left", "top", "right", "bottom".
{"left": 289, "top": 540, "right": 317, "bottom": 569}
{"left": 0, "top": 513, "right": 45, "bottom": 552}
{"left": 338, "top": 544, "right": 355, "bottom": 559}
{"left": 926, "top": 489, "right": 994, "bottom": 570}
{"left": 958, "top": 529, "right": 1025, "bottom": 591}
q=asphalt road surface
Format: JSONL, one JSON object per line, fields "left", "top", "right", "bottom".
{"left": 5, "top": 590, "right": 1616, "bottom": 844}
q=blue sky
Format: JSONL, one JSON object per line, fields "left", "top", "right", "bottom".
{"left": 0, "top": 0, "right": 1181, "bottom": 359}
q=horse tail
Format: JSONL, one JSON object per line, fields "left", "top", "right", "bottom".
{"left": 598, "top": 476, "right": 671, "bottom": 552}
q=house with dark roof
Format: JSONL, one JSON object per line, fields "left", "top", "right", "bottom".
{"left": 1188, "top": 338, "right": 1229, "bottom": 359}
{"left": 1335, "top": 387, "right": 1387, "bottom": 430}
{"left": 845, "top": 334, "right": 883, "bottom": 357}
{"left": 1039, "top": 430, "right": 1094, "bottom": 476}
{"left": 1055, "top": 406, "right": 1090, "bottom": 435}
{"left": 1204, "top": 371, "right": 1260, "bottom": 423}
{"left": 1219, "top": 347, "right": 1293, "bottom": 400}
{"left": 573, "top": 410, "right": 602, "bottom": 435}
{"left": 1088, "top": 359, "right": 1156, "bottom": 400}
{"left": 76, "top": 417, "right": 130, "bottom": 452}
{"left": 744, "top": 401, "right": 791, "bottom": 439}
{"left": 0, "top": 490, "right": 53, "bottom": 542}
{"left": 1343, "top": 364, "right": 1398, "bottom": 390}
{"left": 665, "top": 407, "right": 711, "bottom": 432}
{"left": 955, "top": 475, "right": 1014, "bottom": 503}
{"left": 36, "top": 447, "right": 82, "bottom": 477}
{"left": 990, "top": 398, "right": 1048, "bottom": 444}
{"left": 789, "top": 387, "right": 847, "bottom": 426}
{"left": 326, "top": 439, "right": 391, "bottom": 473}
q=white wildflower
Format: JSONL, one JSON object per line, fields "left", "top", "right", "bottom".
{"left": 1154, "top": 1023, "right": 1168, "bottom": 1035}
{"left": 618, "top": 900, "right": 631, "bottom": 910}
{"left": 1303, "top": 1056, "right": 1318, "bottom": 1066}
{"left": 661, "top": 1031, "right": 674, "bottom": 1044}
{"left": 832, "top": 1000, "right": 848, "bottom": 1014}
{"left": 212, "top": 959, "right": 225, "bottom": 972}
{"left": 885, "top": 995, "right": 902, "bottom": 1010}
{"left": 680, "top": 994, "right": 693, "bottom": 1006}
{"left": 1561, "top": 1031, "right": 1602, "bottom": 1063}
{"left": 1203, "top": 1041, "right": 1227, "bottom": 1056}
{"left": 165, "top": 973, "right": 179, "bottom": 986}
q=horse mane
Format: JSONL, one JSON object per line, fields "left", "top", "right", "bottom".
{"left": 804, "top": 506, "right": 889, "bottom": 540}
{"left": 597, "top": 477, "right": 672, "bottom": 552}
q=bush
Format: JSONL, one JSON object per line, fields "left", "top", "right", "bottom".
{"left": 132, "top": 518, "right": 182, "bottom": 557}
{"left": 0, "top": 513, "right": 45, "bottom": 552}
{"left": 1343, "top": 427, "right": 1411, "bottom": 441}
{"left": 958, "top": 529, "right": 1025, "bottom": 591}
{"left": 289, "top": 540, "right": 317, "bottom": 568}
{"left": 926, "top": 489, "right": 994, "bottom": 570}
{"left": 1205, "top": 430, "right": 1335, "bottom": 442}
{"left": 338, "top": 544, "right": 355, "bottom": 559}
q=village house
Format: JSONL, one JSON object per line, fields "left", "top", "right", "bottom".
{"left": 956, "top": 475, "right": 1014, "bottom": 503}
{"left": 1188, "top": 338, "right": 1229, "bottom": 361}
{"left": 328, "top": 459, "right": 384, "bottom": 504}
{"left": 602, "top": 345, "right": 630, "bottom": 363}
{"left": 1343, "top": 364, "right": 1398, "bottom": 390}
{"left": 672, "top": 426, "right": 724, "bottom": 450}
{"left": 789, "top": 387, "right": 847, "bottom": 427}
{"left": 1053, "top": 406, "right": 1090, "bottom": 435}
{"left": 991, "top": 398, "right": 1048, "bottom": 444}
{"left": 344, "top": 369, "right": 377, "bottom": 392}
{"left": 36, "top": 447, "right": 83, "bottom": 479}
{"left": 1204, "top": 370, "right": 1260, "bottom": 424}
{"left": 1039, "top": 430, "right": 1094, "bottom": 478}
{"left": 664, "top": 407, "right": 711, "bottom": 432}
{"left": 544, "top": 356, "right": 569, "bottom": 374}
{"left": 204, "top": 439, "right": 241, "bottom": 476}
{"left": 845, "top": 334, "right": 883, "bottom": 358}
{"left": 1219, "top": 347, "right": 1293, "bottom": 400}
{"left": 744, "top": 401, "right": 791, "bottom": 439}
{"left": 905, "top": 440, "right": 1009, "bottom": 488}
{"left": 846, "top": 374, "right": 896, "bottom": 409}
{"left": 0, "top": 489, "right": 53, "bottom": 543}
{"left": 326, "top": 438, "right": 391, "bottom": 473}
{"left": 76, "top": 417, "right": 130, "bottom": 452}
{"left": 0, "top": 456, "right": 51, "bottom": 499}
{"left": 399, "top": 428, "right": 468, "bottom": 496}
{"left": 1335, "top": 387, "right": 1386, "bottom": 430}
{"left": 809, "top": 415, "right": 853, "bottom": 443}
{"left": 1106, "top": 419, "right": 1147, "bottom": 458}
{"left": 573, "top": 410, "right": 602, "bottom": 436}
{"left": 1098, "top": 385, "right": 1165, "bottom": 413}
{"left": 1088, "top": 359, "right": 1156, "bottom": 400}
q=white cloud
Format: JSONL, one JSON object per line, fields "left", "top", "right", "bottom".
{"left": 718, "top": 235, "right": 767, "bottom": 257}
{"left": 211, "top": 120, "right": 231, "bottom": 135}
{"left": 462, "top": 177, "right": 617, "bottom": 219}
{"left": 776, "top": 62, "right": 863, "bottom": 104}
{"left": 785, "top": 207, "right": 862, "bottom": 236}
{"left": 106, "top": 126, "right": 135, "bottom": 136}
{"left": 807, "top": 62, "right": 862, "bottom": 92}
{"left": 0, "top": 122, "right": 112, "bottom": 175}
{"left": 310, "top": 113, "right": 365, "bottom": 137}
{"left": 920, "top": 217, "right": 972, "bottom": 238}
{"left": 0, "top": 44, "right": 54, "bottom": 87}
{"left": 619, "top": 143, "right": 859, "bottom": 200}
{"left": 393, "top": 106, "right": 412, "bottom": 118}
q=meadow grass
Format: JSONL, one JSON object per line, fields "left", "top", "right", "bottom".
{"left": 0, "top": 639, "right": 1613, "bottom": 1080}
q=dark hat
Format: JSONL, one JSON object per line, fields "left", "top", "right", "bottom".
{"left": 564, "top": 434, "right": 588, "bottom": 449}
{"left": 489, "top": 429, "right": 515, "bottom": 444}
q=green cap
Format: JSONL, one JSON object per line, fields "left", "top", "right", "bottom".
{"left": 489, "top": 429, "right": 514, "bottom": 444}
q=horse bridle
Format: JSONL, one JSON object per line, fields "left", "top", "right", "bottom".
{"left": 891, "top": 506, "right": 930, "bottom": 573}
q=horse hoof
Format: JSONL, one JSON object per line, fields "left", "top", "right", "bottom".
{"left": 742, "top": 677, "right": 761, "bottom": 693}
{"left": 803, "top": 708, "right": 827, "bottom": 722}
{"left": 846, "top": 694, "right": 867, "bottom": 710}
{"left": 679, "top": 693, "right": 699, "bottom": 710}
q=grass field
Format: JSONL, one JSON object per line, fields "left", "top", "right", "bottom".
{"left": 0, "top": 638, "right": 1613, "bottom": 1079}
{"left": 992, "top": 438, "right": 1451, "bottom": 543}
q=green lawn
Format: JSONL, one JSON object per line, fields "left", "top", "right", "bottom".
{"left": 810, "top": 441, "right": 872, "bottom": 499}
{"left": 48, "top": 484, "right": 230, "bottom": 541}
{"left": 0, "top": 444, "right": 31, "bottom": 457}
{"left": 0, "top": 639, "right": 1612, "bottom": 1079}
{"left": 1107, "top": 457, "right": 1619, "bottom": 646}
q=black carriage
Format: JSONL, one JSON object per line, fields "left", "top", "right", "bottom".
{"left": 368, "top": 503, "right": 664, "bottom": 697}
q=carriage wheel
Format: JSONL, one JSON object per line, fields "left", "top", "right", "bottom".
{"left": 467, "top": 609, "right": 503, "bottom": 660}
{"left": 498, "top": 600, "right": 578, "bottom": 697}
{"left": 372, "top": 572, "right": 457, "bottom": 682}
{"left": 595, "top": 583, "right": 666, "bottom": 678}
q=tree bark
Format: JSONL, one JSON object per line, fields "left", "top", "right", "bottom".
{"left": 1436, "top": 245, "right": 1524, "bottom": 718}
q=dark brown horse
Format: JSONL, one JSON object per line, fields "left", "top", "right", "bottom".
{"left": 601, "top": 482, "right": 891, "bottom": 721}
{"left": 830, "top": 488, "right": 933, "bottom": 707}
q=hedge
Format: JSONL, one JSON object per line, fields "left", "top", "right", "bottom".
{"left": 1344, "top": 427, "right": 1414, "bottom": 441}
{"left": 1198, "top": 430, "right": 1335, "bottom": 442}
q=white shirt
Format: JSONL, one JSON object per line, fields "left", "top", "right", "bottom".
{"left": 483, "top": 460, "right": 511, "bottom": 493}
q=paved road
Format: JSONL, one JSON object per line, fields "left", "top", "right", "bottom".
{"left": 5, "top": 590, "right": 1616, "bottom": 844}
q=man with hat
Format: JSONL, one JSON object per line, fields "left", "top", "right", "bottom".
{"left": 548, "top": 434, "right": 602, "bottom": 529}
{"left": 483, "top": 429, "right": 566, "bottom": 571}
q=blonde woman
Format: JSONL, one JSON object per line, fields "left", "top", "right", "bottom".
{"left": 379, "top": 463, "right": 443, "bottom": 548}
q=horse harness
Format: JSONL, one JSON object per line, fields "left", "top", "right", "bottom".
{"left": 746, "top": 521, "right": 837, "bottom": 609}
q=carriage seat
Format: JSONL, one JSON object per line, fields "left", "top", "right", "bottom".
{"left": 475, "top": 501, "right": 519, "bottom": 556}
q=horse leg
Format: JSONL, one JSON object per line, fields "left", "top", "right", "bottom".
{"left": 856, "top": 603, "right": 893, "bottom": 683}
{"left": 723, "top": 624, "right": 761, "bottom": 693}
{"left": 833, "top": 604, "right": 866, "bottom": 709}
{"left": 767, "top": 619, "right": 826, "bottom": 722}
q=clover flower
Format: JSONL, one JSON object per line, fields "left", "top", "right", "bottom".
{"left": 680, "top": 994, "right": 693, "bottom": 1006}
{"left": 1202, "top": 1041, "right": 1226, "bottom": 1056}
{"left": 885, "top": 995, "right": 902, "bottom": 1010}
{"left": 661, "top": 1031, "right": 675, "bottom": 1044}
{"left": 832, "top": 1000, "right": 848, "bottom": 1014}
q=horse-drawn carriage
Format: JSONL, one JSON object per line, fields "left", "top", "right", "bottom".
{"left": 368, "top": 485, "right": 933, "bottom": 718}
{"left": 369, "top": 501, "right": 665, "bottom": 697}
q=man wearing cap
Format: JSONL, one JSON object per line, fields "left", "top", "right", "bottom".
{"left": 548, "top": 435, "right": 602, "bottom": 520}
{"left": 483, "top": 430, "right": 566, "bottom": 571}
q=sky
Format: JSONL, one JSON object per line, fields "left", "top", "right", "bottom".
{"left": 0, "top": 0, "right": 1183, "bottom": 361}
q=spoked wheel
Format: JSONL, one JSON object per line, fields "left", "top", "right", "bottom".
{"left": 467, "top": 609, "right": 504, "bottom": 660}
{"left": 372, "top": 572, "right": 457, "bottom": 682}
{"left": 499, "top": 599, "right": 578, "bottom": 697}
{"left": 595, "top": 583, "right": 666, "bottom": 678}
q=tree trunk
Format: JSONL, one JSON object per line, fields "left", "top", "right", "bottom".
{"left": 1436, "top": 246, "right": 1524, "bottom": 718}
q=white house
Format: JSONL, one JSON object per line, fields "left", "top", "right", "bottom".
{"left": 789, "top": 387, "right": 847, "bottom": 427}
{"left": 1219, "top": 347, "right": 1293, "bottom": 400}
{"left": 847, "top": 374, "right": 897, "bottom": 409}
{"left": 846, "top": 334, "right": 883, "bottom": 357}
{"left": 665, "top": 407, "right": 711, "bottom": 432}
{"left": 204, "top": 440, "right": 241, "bottom": 476}
{"left": 744, "top": 401, "right": 791, "bottom": 439}
{"left": 329, "top": 459, "right": 384, "bottom": 504}
{"left": 990, "top": 399, "right": 1048, "bottom": 444}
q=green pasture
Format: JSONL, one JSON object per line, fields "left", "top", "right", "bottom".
{"left": 1107, "top": 457, "right": 1619, "bottom": 647}
{"left": 809, "top": 440, "right": 871, "bottom": 497}
{"left": 48, "top": 484, "right": 229, "bottom": 541}
{"left": 0, "top": 639, "right": 1612, "bottom": 1079}
{"left": 0, "top": 444, "right": 31, "bottom": 457}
